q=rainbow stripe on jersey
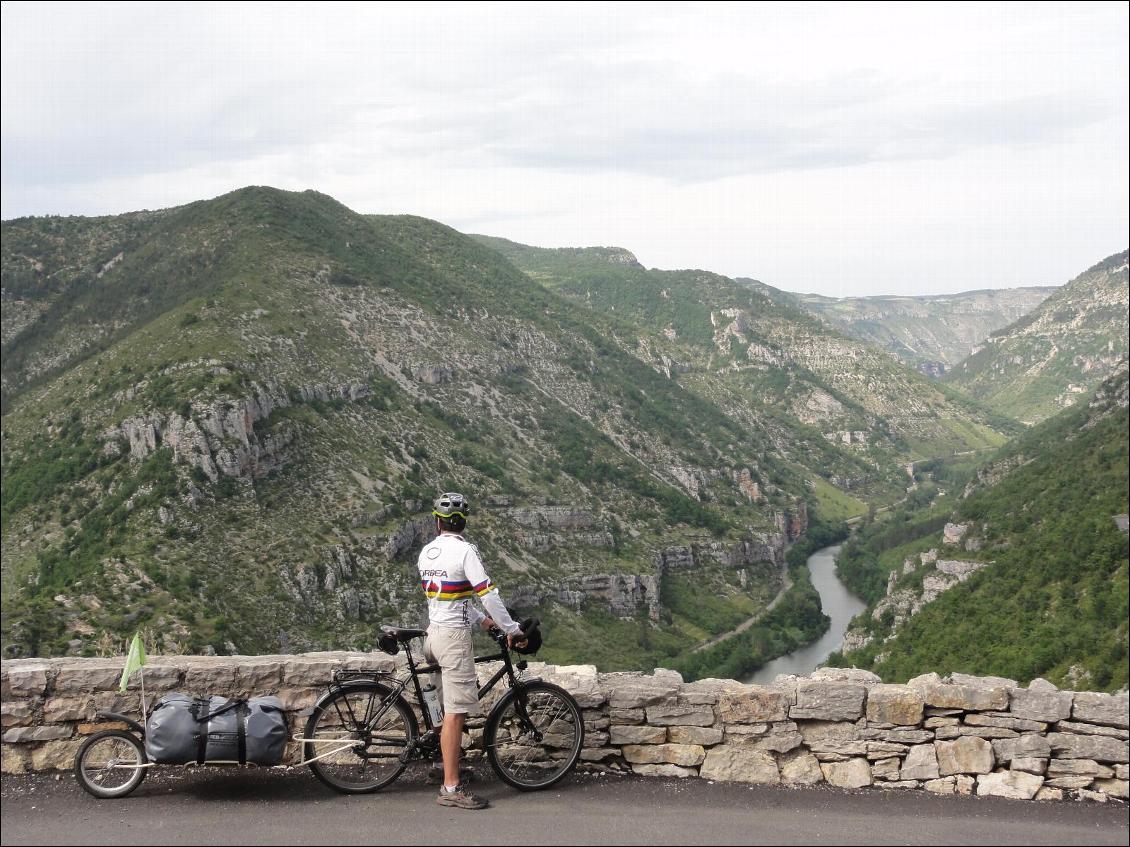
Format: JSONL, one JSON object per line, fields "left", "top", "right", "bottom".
{"left": 421, "top": 578, "right": 494, "bottom": 600}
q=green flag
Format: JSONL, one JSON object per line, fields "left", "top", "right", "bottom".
{"left": 118, "top": 633, "right": 147, "bottom": 692}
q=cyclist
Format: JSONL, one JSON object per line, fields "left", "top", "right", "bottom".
{"left": 417, "top": 491, "right": 525, "bottom": 810}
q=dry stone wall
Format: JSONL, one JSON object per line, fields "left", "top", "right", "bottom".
{"left": 2, "top": 655, "right": 1127, "bottom": 803}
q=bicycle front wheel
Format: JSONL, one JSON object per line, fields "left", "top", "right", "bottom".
{"left": 483, "top": 681, "right": 584, "bottom": 790}
{"left": 74, "top": 730, "right": 148, "bottom": 799}
{"left": 303, "top": 683, "right": 418, "bottom": 794}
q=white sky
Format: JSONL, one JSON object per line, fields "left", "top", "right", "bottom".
{"left": 2, "top": 1, "right": 1127, "bottom": 296}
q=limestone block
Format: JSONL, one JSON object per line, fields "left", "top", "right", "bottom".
{"left": 809, "top": 668, "right": 882, "bottom": 686}
{"left": 907, "top": 674, "right": 1008, "bottom": 711}
{"left": 1071, "top": 692, "right": 1130, "bottom": 729}
{"left": 608, "top": 708, "right": 646, "bottom": 725}
{"left": 580, "top": 748, "right": 621, "bottom": 762}
{"left": 601, "top": 673, "right": 680, "bottom": 709}
{"left": 699, "top": 745, "right": 780, "bottom": 783}
{"left": 934, "top": 726, "right": 1018, "bottom": 741}
{"left": 1, "top": 701, "right": 37, "bottom": 728}
{"left": 790, "top": 680, "right": 866, "bottom": 721}
{"left": 877, "top": 780, "right": 920, "bottom": 789}
{"left": 631, "top": 763, "right": 697, "bottom": 778}
{"left": 1028, "top": 678, "right": 1059, "bottom": 692}
{"left": 1008, "top": 688, "right": 1073, "bottom": 723}
{"left": 1035, "top": 787, "right": 1064, "bottom": 801}
{"left": 871, "top": 757, "right": 901, "bottom": 781}
{"left": 1, "top": 663, "right": 51, "bottom": 699}
{"left": 1091, "top": 778, "right": 1129, "bottom": 799}
{"left": 609, "top": 725, "right": 666, "bottom": 745}
{"left": 1116, "top": 764, "right": 1129, "bottom": 779}
{"left": 778, "top": 749, "right": 823, "bottom": 785}
{"left": 1045, "top": 776, "right": 1094, "bottom": 790}
{"left": 2, "top": 744, "right": 30, "bottom": 774}
{"left": 1014, "top": 733, "right": 1051, "bottom": 758}
{"left": 1010, "top": 757, "right": 1047, "bottom": 775}
{"left": 977, "top": 770, "right": 1044, "bottom": 800}
{"left": 1055, "top": 720, "right": 1129, "bottom": 739}
{"left": 992, "top": 738, "right": 1017, "bottom": 764}
{"left": 540, "top": 664, "right": 605, "bottom": 709}
{"left": 924, "top": 707, "right": 963, "bottom": 717}
{"left": 865, "top": 741, "right": 909, "bottom": 759}
{"left": 621, "top": 743, "right": 705, "bottom": 767}
{"left": 42, "top": 695, "right": 93, "bottom": 723}
{"left": 281, "top": 658, "right": 338, "bottom": 687}
{"left": 857, "top": 728, "right": 934, "bottom": 744}
{"left": 901, "top": 744, "right": 940, "bottom": 781}
{"left": 1046, "top": 759, "right": 1115, "bottom": 778}
{"left": 185, "top": 664, "right": 236, "bottom": 693}
{"left": 235, "top": 659, "right": 284, "bottom": 690}
{"left": 120, "top": 663, "right": 182, "bottom": 691}
{"left": 923, "top": 776, "right": 956, "bottom": 794}
{"left": 644, "top": 704, "right": 715, "bottom": 726}
{"left": 924, "top": 717, "right": 959, "bottom": 728}
{"left": 54, "top": 663, "right": 122, "bottom": 693}
{"left": 678, "top": 678, "right": 744, "bottom": 706}
{"left": 936, "top": 737, "right": 994, "bottom": 775}
{"left": 745, "top": 729, "right": 799, "bottom": 754}
{"left": 3, "top": 725, "right": 73, "bottom": 743}
{"left": 1047, "top": 732, "right": 1129, "bottom": 763}
{"left": 275, "top": 687, "right": 319, "bottom": 711}
{"left": 797, "top": 720, "right": 857, "bottom": 748}
{"left": 667, "top": 726, "right": 724, "bottom": 746}
{"left": 866, "top": 685, "right": 924, "bottom": 726}
{"left": 950, "top": 673, "right": 1017, "bottom": 689}
{"left": 724, "top": 724, "right": 769, "bottom": 741}
{"left": 820, "top": 758, "right": 873, "bottom": 789}
{"left": 718, "top": 688, "right": 789, "bottom": 723}
{"left": 30, "top": 737, "right": 85, "bottom": 771}
{"left": 955, "top": 775, "right": 976, "bottom": 795}
{"left": 585, "top": 731, "right": 610, "bottom": 747}
{"left": 963, "top": 714, "right": 1046, "bottom": 732}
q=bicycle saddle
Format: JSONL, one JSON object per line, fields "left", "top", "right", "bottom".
{"left": 380, "top": 625, "right": 427, "bottom": 641}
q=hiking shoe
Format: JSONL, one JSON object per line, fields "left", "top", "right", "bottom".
{"left": 427, "top": 765, "right": 475, "bottom": 785}
{"left": 436, "top": 783, "right": 489, "bottom": 810}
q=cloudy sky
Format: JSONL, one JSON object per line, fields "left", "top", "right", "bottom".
{"left": 2, "top": 2, "right": 1127, "bottom": 296}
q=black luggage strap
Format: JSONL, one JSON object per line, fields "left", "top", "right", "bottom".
{"left": 192, "top": 697, "right": 249, "bottom": 765}
{"left": 236, "top": 701, "right": 248, "bottom": 765}
{"left": 191, "top": 697, "right": 210, "bottom": 765}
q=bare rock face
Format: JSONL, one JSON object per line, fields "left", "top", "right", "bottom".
{"left": 942, "top": 523, "right": 969, "bottom": 545}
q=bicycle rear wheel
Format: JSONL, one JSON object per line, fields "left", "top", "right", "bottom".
{"left": 303, "top": 683, "right": 418, "bottom": 794}
{"left": 74, "top": 730, "right": 148, "bottom": 799}
{"left": 483, "top": 681, "right": 584, "bottom": 790}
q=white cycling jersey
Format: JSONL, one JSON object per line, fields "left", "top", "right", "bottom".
{"left": 417, "top": 533, "right": 521, "bottom": 633}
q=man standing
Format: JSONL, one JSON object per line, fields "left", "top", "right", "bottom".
{"left": 418, "top": 492, "right": 524, "bottom": 810}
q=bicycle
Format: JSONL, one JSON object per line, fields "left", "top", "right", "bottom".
{"left": 302, "top": 618, "right": 585, "bottom": 794}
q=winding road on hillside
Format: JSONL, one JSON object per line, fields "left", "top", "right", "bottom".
{"left": 2, "top": 770, "right": 1125, "bottom": 846}
{"left": 692, "top": 559, "right": 793, "bottom": 653}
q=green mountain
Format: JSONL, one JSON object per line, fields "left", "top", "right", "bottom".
{"left": 831, "top": 366, "right": 1129, "bottom": 691}
{"left": 943, "top": 250, "right": 1129, "bottom": 423}
{"left": 780, "top": 286, "right": 1056, "bottom": 378}
{"left": 473, "top": 235, "right": 1015, "bottom": 517}
{"left": 1, "top": 187, "right": 851, "bottom": 669}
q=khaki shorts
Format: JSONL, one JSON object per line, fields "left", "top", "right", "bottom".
{"left": 424, "top": 625, "right": 479, "bottom": 716}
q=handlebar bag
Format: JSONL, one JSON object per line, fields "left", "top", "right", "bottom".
{"left": 145, "top": 693, "right": 287, "bottom": 765}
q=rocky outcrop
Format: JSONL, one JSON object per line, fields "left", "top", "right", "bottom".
{"left": 3, "top": 659, "right": 1126, "bottom": 806}
{"left": 843, "top": 549, "right": 990, "bottom": 652}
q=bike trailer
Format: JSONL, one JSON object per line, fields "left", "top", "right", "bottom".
{"left": 145, "top": 693, "right": 288, "bottom": 765}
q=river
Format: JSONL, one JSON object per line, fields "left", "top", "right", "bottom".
{"left": 743, "top": 544, "right": 866, "bottom": 684}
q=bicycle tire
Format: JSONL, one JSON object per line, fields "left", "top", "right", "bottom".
{"left": 74, "top": 730, "right": 148, "bottom": 799}
{"left": 303, "top": 682, "right": 418, "bottom": 794}
{"left": 483, "top": 681, "right": 584, "bottom": 791}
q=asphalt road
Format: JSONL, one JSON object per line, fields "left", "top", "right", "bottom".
{"left": 2, "top": 765, "right": 1127, "bottom": 846}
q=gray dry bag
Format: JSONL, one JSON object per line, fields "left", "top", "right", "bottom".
{"left": 145, "top": 693, "right": 288, "bottom": 765}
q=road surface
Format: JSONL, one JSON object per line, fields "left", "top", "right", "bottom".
{"left": 2, "top": 766, "right": 1126, "bottom": 846}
